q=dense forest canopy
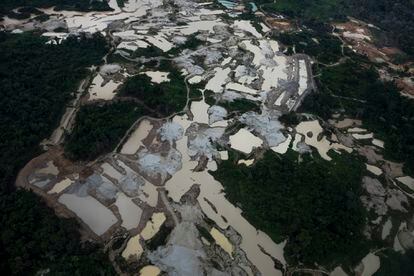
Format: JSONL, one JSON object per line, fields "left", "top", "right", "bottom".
{"left": 302, "top": 60, "right": 414, "bottom": 175}
{"left": 0, "top": 0, "right": 112, "bottom": 16}
{"left": 374, "top": 249, "right": 414, "bottom": 276}
{"left": 256, "top": 0, "right": 414, "bottom": 56}
{"left": 274, "top": 30, "right": 343, "bottom": 64}
{"left": 119, "top": 67, "right": 188, "bottom": 116}
{"left": 0, "top": 32, "right": 113, "bottom": 273}
{"left": 211, "top": 150, "right": 369, "bottom": 267}
{"left": 0, "top": 190, "right": 115, "bottom": 275}
{"left": 65, "top": 102, "right": 148, "bottom": 161}
{"left": 0, "top": 32, "right": 108, "bottom": 192}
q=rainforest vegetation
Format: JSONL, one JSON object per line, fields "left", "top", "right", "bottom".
{"left": 0, "top": 32, "right": 113, "bottom": 273}
{"left": 256, "top": 0, "right": 414, "bottom": 56}
{"left": 211, "top": 150, "right": 369, "bottom": 267}
{"left": 119, "top": 68, "right": 188, "bottom": 116}
{"left": 374, "top": 249, "right": 414, "bottom": 276}
{"left": 65, "top": 102, "right": 148, "bottom": 161}
{"left": 0, "top": 32, "right": 108, "bottom": 191}
{"left": 0, "top": 0, "right": 112, "bottom": 17}
{"left": 0, "top": 190, "right": 115, "bottom": 275}
{"left": 302, "top": 60, "right": 414, "bottom": 175}
{"left": 274, "top": 30, "right": 343, "bottom": 64}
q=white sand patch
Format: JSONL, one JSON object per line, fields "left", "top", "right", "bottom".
{"left": 221, "top": 57, "right": 232, "bottom": 66}
{"left": 366, "top": 164, "right": 382, "bottom": 176}
{"left": 48, "top": 178, "right": 72, "bottom": 194}
{"left": 207, "top": 37, "right": 222, "bottom": 43}
{"left": 271, "top": 134, "right": 291, "bottom": 154}
{"left": 348, "top": 127, "right": 368, "bottom": 133}
{"left": 226, "top": 82, "right": 258, "bottom": 95}
{"left": 241, "top": 40, "right": 266, "bottom": 67}
{"left": 298, "top": 59, "right": 308, "bottom": 95}
{"left": 292, "top": 133, "right": 302, "bottom": 151}
{"left": 113, "top": 30, "right": 143, "bottom": 40}
{"left": 233, "top": 20, "right": 262, "bottom": 38}
{"left": 100, "top": 64, "right": 122, "bottom": 75}
{"left": 219, "top": 151, "right": 228, "bottom": 160}
{"left": 88, "top": 74, "right": 120, "bottom": 101}
{"left": 42, "top": 32, "right": 70, "bottom": 44}
{"left": 210, "top": 227, "right": 233, "bottom": 257}
{"left": 358, "top": 253, "right": 380, "bottom": 276}
{"left": 191, "top": 100, "right": 210, "bottom": 124}
{"left": 396, "top": 176, "right": 414, "bottom": 191}
{"left": 139, "top": 265, "right": 161, "bottom": 276}
{"left": 238, "top": 159, "right": 254, "bottom": 166}
{"left": 205, "top": 67, "right": 231, "bottom": 93}
{"left": 59, "top": 194, "right": 117, "bottom": 235}
{"left": 382, "top": 219, "right": 392, "bottom": 240}
{"left": 229, "top": 129, "right": 263, "bottom": 154}
{"left": 372, "top": 138, "right": 384, "bottom": 148}
{"left": 188, "top": 75, "right": 202, "bottom": 84}
{"left": 260, "top": 23, "right": 270, "bottom": 33}
{"left": 261, "top": 57, "right": 288, "bottom": 91}
{"left": 139, "top": 180, "right": 159, "bottom": 207}
{"left": 115, "top": 192, "right": 142, "bottom": 230}
{"left": 296, "top": 120, "right": 340, "bottom": 161}
{"left": 122, "top": 234, "right": 143, "bottom": 260}
{"left": 275, "top": 91, "right": 286, "bottom": 106}
{"left": 121, "top": 119, "right": 153, "bottom": 155}
{"left": 353, "top": 133, "right": 374, "bottom": 140}
{"left": 343, "top": 31, "right": 371, "bottom": 41}
{"left": 180, "top": 20, "right": 226, "bottom": 35}
{"left": 101, "top": 162, "right": 123, "bottom": 179}
{"left": 141, "top": 212, "right": 166, "bottom": 240}
{"left": 146, "top": 33, "right": 173, "bottom": 52}
{"left": 142, "top": 71, "right": 170, "bottom": 83}
{"left": 117, "top": 41, "right": 139, "bottom": 51}
{"left": 107, "top": 0, "right": 121, "bottom": 12}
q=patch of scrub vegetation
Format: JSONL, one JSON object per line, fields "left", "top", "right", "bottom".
{"left": 275, "top": 29, "right": 342, "bottom": 64}
{"left": 374, "top": 249, "right": 414, "bottom": 276}
{"left": 131, "top": 45, "right": 166, "bottom": 58}
{"left": 204, "top": 91, "right": 260, "bottom": 114}
{"left": 210, "top": 150, "right": 369, "bottom": 267}
{"left": 146, "top": 223, "right": 173, "bottom": 251}
{"left": 196, "top": 225, "right": 215, "bottom": 244}
{"left": 257, "top": 0, "right": 346, "bottom": 21}
{"left": 219, "top": 98, "right": 260, "bottom": 114}
{"left": 302, "top": 59, "right": 414, "bottom": 175}
{"left": 168, "top": 33, "right": 204, "bottom": 55}
{"left": 119, "top": 66, "right": 187, "bottom": 116}
{"left": 116, "top": 0, "right": 125, "bottom": 8}
{"left": 65, "top": 102, "right": 147, "bottom": 161}
{"left": 188, "top": 81, "right": 205, "bottom": 100}
{"left": 0, "top": 190, "right": 115, "bottom": 275}
{"left": 278, "top": 112, "right": 300, "bottom": 127}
